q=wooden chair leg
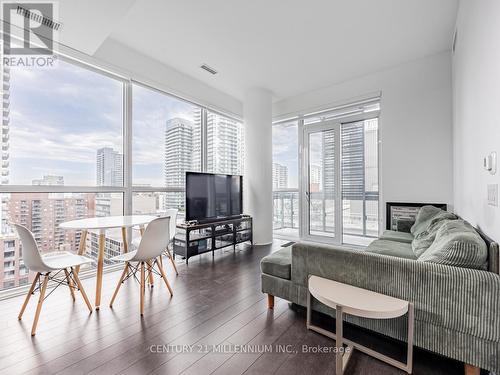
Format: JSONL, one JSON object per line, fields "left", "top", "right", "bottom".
{"left": 72, "top": 268, "right": 93, "bottom": 313}
{"left": 110, "top": 263, "right": 129, "bottom": 308}
{"left": 156, "top": 258, "right": 173, "bottom": 296}
{"left": 464, "top": 364, "right": 480, "bottom": 375}
{"left": 147, "top": 260, "right": 154, "bottom": 287}
{"left": 165, "top": 247, "right": 178, "bottom": 275}
{"left": 64, "top": 269, "right": 75, "bottom": 301}
{"left": 31, "top": 274, "right": 49, "bottom": 336}
{"left": 140, "top": 262, "right": 145, "bottom": 315}
{"left": 18, "top": 272, "right": 40, "bottom": 320}
{"left": 267, "top": 294, "right": 274, "bottom": 309}
{"left": 75, "top": 229, "right": 88, "bottom": 276}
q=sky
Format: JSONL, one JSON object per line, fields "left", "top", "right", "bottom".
{"left": 272, "top": 122, "right": 298, "bottom": 188}
{"left": 8, "top": 58, "right": 295, "bottom": 189}
{"left": 8, "top": 59, "right": 196, "bottom": 186}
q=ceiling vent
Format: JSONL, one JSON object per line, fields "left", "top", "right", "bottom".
{"left": 200, "top": 64, "right": 217, "bottom": 75}
{"left": 17, "top": 5, "right": 62, "bottom": 31}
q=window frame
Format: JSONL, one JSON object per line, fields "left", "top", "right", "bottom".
{"left": 129, "top": 81, "right": 244, "bottom": 213}
{"left": 271, "top": 99, "right": 381, "bottom": 244}
{"left": 0, "top": 51, "right": 243, "bottom": 207}
{"left": 0, "top": 45, "right": 243, "bottom": 298}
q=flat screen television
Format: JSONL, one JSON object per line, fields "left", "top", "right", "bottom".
{"left": 185, "top": 172, "right": 243, "bottom": 222}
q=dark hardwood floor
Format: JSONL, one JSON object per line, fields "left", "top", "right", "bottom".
{"left": 0, "top": 240, "right": 464, "bottom": 375}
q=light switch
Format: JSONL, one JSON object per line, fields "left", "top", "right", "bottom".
{"left": 487, "top": 184, "right": 498, "bottom": 206}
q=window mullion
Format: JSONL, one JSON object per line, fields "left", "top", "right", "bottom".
{"left": 202, "top": 108, "right": 208, "bottom": 172}
{"left": 124, "top": 81, "right": 133, "bottom": 216}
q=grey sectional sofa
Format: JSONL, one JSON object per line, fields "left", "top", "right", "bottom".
{"left": 260, "top": 206, "right": 500, "bottom": 374}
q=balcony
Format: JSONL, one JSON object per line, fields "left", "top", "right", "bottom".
{"left": 3, "top": 251, "right": 15, "bottom": 259}
{"left": 273, "top": 189, "right": 378, "bottom": 246}
{"left": 3, "top": 264, "right": 15, "bottom": 272}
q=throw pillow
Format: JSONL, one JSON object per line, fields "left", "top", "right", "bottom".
{"left": 417, "top": 220, "right": 488, "bottom": 270}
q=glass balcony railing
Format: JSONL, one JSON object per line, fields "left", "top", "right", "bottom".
{"left": 273, "top": 189, "right": 379, "bottom": 243}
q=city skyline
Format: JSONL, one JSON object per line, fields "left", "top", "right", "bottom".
{"left": 96, "top": 147, "right": 123, "bottom": 187}
{"left": 7, "top": 62, "right": 244, "bottom": 188}
{"left": 272, "top": 162, "right": 288, "bottom": 189}
{"left": 272, "top": 123, "right": 298, "bottom": 188}
{"left": 8, "top": 61, "right": 123, "bottom": 186}
{"left": 7, "top": 61, "right": 198, "bottom": 186}
{"left": 163, "top": 110, "right": 245, "bottom": 211}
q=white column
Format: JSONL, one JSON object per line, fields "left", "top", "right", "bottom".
{"left": 244, "top": 88, "right": 273, "bottom": 245}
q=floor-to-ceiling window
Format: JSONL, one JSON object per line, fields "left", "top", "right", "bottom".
{"left": 205, "top": 110, "right": 244, "bottom": 176}
{"left": 0, "top": 58, "right": 125, "bottom": 291}
{"left": 341, "top": 118, "right": 379, "bottom": 245}
{"left": 131, "top": 86, "right": 244, "bottom": 221}
{"left": 131, "top": 83, "right": 202, "bottom": 219}
{"left": 272, "top": 121, "right": 299, "bottom": 239}
{"left": 272, "top": 100, "right": 380, "bottom": 246}
{"left": 0, "top": 58, "right": 243, "bottom": 294}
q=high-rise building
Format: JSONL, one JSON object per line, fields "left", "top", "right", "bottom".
{"left": 2, "top": 65, "right": 9, "bottom": 187}
{"left": 322, "top": 129, "right": 336, "bottom": 198}
{"left": 0, "top": 234, "right": 20, "bottom": 290}
{"left": 132, "top": 192, "right": 157, "bottom": 215}
{"left": 164, "top": 117, "right": 194, "bottom": 210}
{"left": 96, "top": 147, "right": 123, "bottom": 187}
{"left": 2, "top": 192, "right": 95, "bottom": 289}
{"left": 32, "top": 175, "right": 64, "bottom": 186}
{"left": 310, "top": 164, "right": 322, "bottom": 193}
{"left": 192, "top": 108, "right": 202, "bottom": 172}
{"left": 0, "top": 62, "right": 16, "bottom": 290}
{"left": 272, "top": 163, "right": 288, "bottom": 189}
{"left": 206, "top": 112, "right": 244, "bottom": 175}
{"left": 1, "top": 64, "right": 10, "bottom": 235}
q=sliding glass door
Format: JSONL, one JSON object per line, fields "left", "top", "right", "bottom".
{"left": 303, "top": 121, "right": 341, "bottom": 243}
{"left": 341, "top": 118, "right": 379, "bottom": 245}
{"left": 301, "top": 116, "right": 379, "bottom": 245}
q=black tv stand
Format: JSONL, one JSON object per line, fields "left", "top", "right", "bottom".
{"left": 173, "top": 215, "right": 253, "bottom": 264}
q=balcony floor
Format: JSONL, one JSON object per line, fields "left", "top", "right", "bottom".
{"left": 0, "top": 240, "right": 461, "bottom": 375}
{"left": 273, "top": 227, "right": 375, "bottom": 246}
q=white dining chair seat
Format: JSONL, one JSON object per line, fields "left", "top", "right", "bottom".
{"left": 109, "top": 216, "right": 174, "bottom": 315}
{"left": 130, "top": 210, "right": 178, "bottom": 276}
{"left": 110, "top": 250, "right": 138, "bottom": 263}
{"left": 12, "top": 223, "right": 94, "bottom": 336}
{"left": 42, "top": 251, "right": 93, "bottom": 271}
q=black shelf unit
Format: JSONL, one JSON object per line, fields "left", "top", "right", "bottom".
{"left": 173, "top": 216, "right": 253, "bottom": 264}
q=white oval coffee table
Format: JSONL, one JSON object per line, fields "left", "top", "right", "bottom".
{"left": 307, "top": 275, "right": 414, "bottom": 374}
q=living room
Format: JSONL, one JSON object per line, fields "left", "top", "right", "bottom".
{"left": 0, "top": 1, "right": 498, "bottom": 374}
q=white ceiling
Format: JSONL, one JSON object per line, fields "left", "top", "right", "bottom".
{"left": 59, "top": 0, "right": 458, "bottom": 102}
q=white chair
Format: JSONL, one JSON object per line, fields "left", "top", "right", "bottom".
{"left": 109, "top": 216, "right": 173, "bottom": 315}
{"left": 13, "top": 224, "right": 93, "bottom": 336}
{"left": 131, "top": 209, "right": 178, "bottom": 276}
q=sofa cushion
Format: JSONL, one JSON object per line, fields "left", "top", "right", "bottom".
{"left": 410, "top": 205, "right": 442, "bottom": 236}
{"left": 260, "top": 246, "right": 292, "bottom": 280}
{"left": 366, "top": 239, "right": 417, "bottom": 260}
{"left": 412, "top": 216, "right": 454, "bottom": 258}
{"left": 380, "top": 230, "right": 414, "bottom": 243}
{"left": 418, "top": 220, "right": 488, "bottom": 269}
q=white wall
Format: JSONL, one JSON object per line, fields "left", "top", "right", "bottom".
{"left": 94, "top": 38, "right": 242, "bottom": 117}
{"left": 244, "top": 88, "right": 273, "bottom": 244}
{"left": 453, "top": 0, "right": 500, "bottom": 241}
{"left": 273, "top": 52, "right": 454, "bottom": 230}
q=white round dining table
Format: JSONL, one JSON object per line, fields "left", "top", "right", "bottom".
{"left": 60, "top": 215, "right": 156, "bottom": 309}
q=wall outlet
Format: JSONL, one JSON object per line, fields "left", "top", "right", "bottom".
{"left": 487, "top": 184, "right": 498, "bottom": 206}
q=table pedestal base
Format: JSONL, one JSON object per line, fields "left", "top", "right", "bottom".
{"left": 307, "top": 289, "right": 414, "bottom": 375}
